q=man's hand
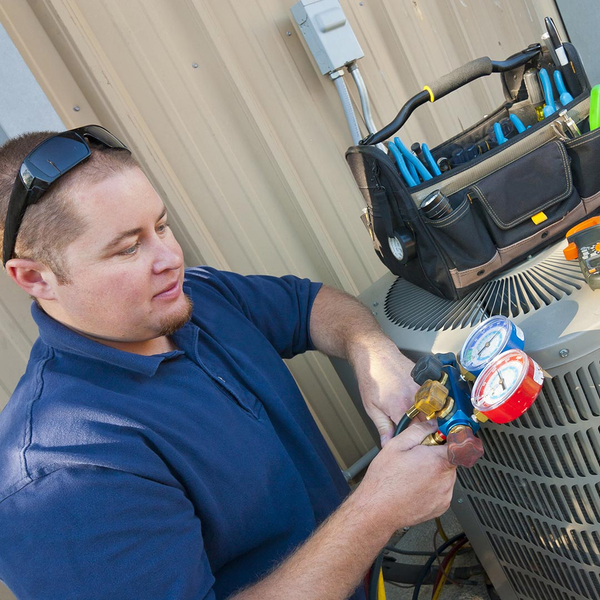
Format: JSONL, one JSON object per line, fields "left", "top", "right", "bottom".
{"left": 349, "top": 336, "right": 420, "bottom": 447}
{"left": 310, "top": 285, "right": 420, "bottom": 447}
{"left": 355, "top": 419, "right": 458, "bottom": 528}
{"left": 231, "top": 420, "right": 457, "bottom": 600}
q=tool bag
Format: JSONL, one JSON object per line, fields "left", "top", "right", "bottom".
{"left": 348, "top": 42, "right": 599, "bottom": 300}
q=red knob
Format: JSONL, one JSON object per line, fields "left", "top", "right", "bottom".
{"left": 446, "top": 426, "right": 484, "bottom": 468}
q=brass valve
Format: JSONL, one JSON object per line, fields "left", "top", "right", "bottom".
{"left": 421, "top": 430, "right": 447, "bottom": 446}
{"left": 414, "top": 379, "right": 450, "bottom": 420}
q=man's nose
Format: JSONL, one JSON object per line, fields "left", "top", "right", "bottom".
{"left": 153, "top": 237, "right": 183, "bottom": 273}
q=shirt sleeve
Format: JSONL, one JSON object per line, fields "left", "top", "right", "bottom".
{"left": 0, "top": 467, "right": 215, "bottom": 600}
{"left": 185, "top": 267, "right": 323, "bottom": 358}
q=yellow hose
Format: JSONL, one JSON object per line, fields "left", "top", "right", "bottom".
{"left": 377, "top": 570, "right": 386, "bottom": 600}
{"left": 431, "top": 554, "right": 457, "bottom": 600}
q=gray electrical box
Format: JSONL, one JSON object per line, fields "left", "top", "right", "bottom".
{"left": 291, "top": 0, "right": 364, "bottom": 75}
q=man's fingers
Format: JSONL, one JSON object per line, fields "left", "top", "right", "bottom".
{"left": 371, "top": 412, "right": 395, "bottom": 448}
{"left": 391, "top": 419, "right": 439, "bottom": 451}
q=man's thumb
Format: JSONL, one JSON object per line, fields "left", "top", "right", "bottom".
{"left": 392, "top": 419, "right": 438, "bottom": 451}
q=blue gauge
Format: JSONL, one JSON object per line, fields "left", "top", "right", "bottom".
{"left": 459, "top": 316, "right": 525, "bottom": 377}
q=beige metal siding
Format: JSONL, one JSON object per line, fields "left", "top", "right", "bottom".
{"left": 0, "top": 0, "right": 565, "bottom": 469}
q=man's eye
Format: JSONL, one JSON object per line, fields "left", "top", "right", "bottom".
{"left": 157, "top": 222, "right": 170, "bottom": 234}
{"left": 119, "top": 242, "right": 140, "bottom": 256}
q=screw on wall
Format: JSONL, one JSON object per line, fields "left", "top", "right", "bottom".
{"left": 73, "top": 106, "right": 80, "bottom": 112}
{"left": 559, "top": 349, "right": 570, "bottom": 358}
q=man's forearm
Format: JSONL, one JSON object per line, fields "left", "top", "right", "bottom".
{"left": 230, "top": 487, "right": 392, "bottom": 600}
{"left": 309, "top": 285, "right": 395, "bottom": 363}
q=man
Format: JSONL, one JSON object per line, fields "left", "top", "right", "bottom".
{"left": 0, "top": 126, "right": 457, "bottom": 599}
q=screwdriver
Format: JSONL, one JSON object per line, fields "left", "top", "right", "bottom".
{"left": 590, "top": 85, "right": 600, "bottom": 131}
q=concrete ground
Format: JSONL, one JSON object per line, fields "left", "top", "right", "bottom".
{"left": 382, "top": 510, "right": 492, "bottom": 600}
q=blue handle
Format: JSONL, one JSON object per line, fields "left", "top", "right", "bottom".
{"left": 421, "top": 143, "right": 442, "bottom": 176}
{"left": 407, "top": 159, "right": 419, "bottom": 184}
{"left": 539, "top": 68, "right": 556, "bottom": 117}
{"left": 509, "top": 113, "right": 526, "bottom": 134}
{"left": 553, "top": 70, "right": 574, "bottom": 105}
{"left": 494, "top": 122, "right": 508, "bottom": 144}
{"left": 388, "top": 143, "right": 417, "bottom": 187}
{"left": 393, "top": 137, "right": 433, "bottom": 181}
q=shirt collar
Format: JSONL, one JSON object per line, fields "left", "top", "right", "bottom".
{"left": 32, "top": 303, "right": 189, "bottom": 377}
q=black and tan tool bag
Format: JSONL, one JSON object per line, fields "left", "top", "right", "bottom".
{"left": 348, "top": 42, "right": 599, "bottom": 300}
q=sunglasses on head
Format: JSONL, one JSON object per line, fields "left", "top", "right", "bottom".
{"left": 2, "top": 124, "right": 130, "bottom": 266}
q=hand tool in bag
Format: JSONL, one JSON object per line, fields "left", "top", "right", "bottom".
{"left": 419, "top": 189, "right": 452, "bottom": 220}
{"left": 421, "top": 143, "right": 442, "bottom": 176}
{"left": 494, "top": 122, "right": 508, "bottom": 144}
{"left": 539, "top": 68, "right": 557, "bottom": 117}
{"left": 406, "top": 157, "right": 419, "bottom": 185}
{"left": 410, "top": 142, "right": 425, "bottom": 166}
{"left": 523, "top": 68, "right": 545, "bottom": 121}
{"left": 436, "top": 156, "right": 451, "bottom": 173}
{"left": 551, "top": 108, "right": 581, "bottom": 139}
{"left": 544, "top": 16, "right": 580, "bottom": 97}
{"left": 388, "top": 142, "right": 417, "bottom": 187}
{"left": 393, "top": 137, "right": 433, "bottom": 181}
{"left": 563, "top": 216, "right": 600, "bottom": 290}
{"left": 590, "top": 85, "right": 600, "bottom": 131}
{"left": 553, "top": 70, "right": 574, "bottom": 105}
{"left": 509, "top": 113, "right": 527, "bottom": 133}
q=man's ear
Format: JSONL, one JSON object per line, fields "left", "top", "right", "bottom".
{"left": 5, "top": 258, "right": 58, "bottom": 300}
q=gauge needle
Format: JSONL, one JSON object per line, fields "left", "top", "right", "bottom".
{"left": 496, "top": 368, "right": 506, "bottom": 390}
{"left": 478, "top": 332, "right": 499, "bottom": 357}
{"left": 478, "top": 342, "right": 490, "bottom": 357}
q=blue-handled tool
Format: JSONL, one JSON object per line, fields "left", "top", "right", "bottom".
{"left": 407, "top": 159, "right": 420, "bottom": 184}
{"left": 494, "top": 122, "right": 508, "bottom": 145}
{"left": 421, "top": 143, "right": 442, "bottom": 176}
{"left": 539, "top": 68, "right": 557, "bottom": 117}
{"left": 388, "top": 143, "right": 417, "bottom": 187}
{"left": 553, "top": 70, "right": 574, "bottom": 106}
{"left": 509, "top": 114, "right": 527, "bottom": 134}
{"left": 394, "top": 137, "right": 433, "bottom": 181}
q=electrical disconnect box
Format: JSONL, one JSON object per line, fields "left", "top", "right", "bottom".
{"left": 291, "top": 0, "right": 364, "bottom": 75}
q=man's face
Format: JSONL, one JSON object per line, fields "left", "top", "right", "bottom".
{"left": 43, "top": 167, "right": 190, "bottom": 351}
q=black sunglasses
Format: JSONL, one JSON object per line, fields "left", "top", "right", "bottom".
{"left": 2, "top": 124, "right": 130, "bottom": 265}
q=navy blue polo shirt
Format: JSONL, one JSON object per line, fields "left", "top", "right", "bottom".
{"left": 0, "top": 267, "right": 365, "bottom": 600}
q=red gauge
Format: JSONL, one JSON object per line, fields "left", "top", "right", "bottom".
{"left": 471, "top": 350, "right": 544, "bottom": 424}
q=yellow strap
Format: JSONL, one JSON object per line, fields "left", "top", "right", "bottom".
{"left": 378, "top": 570, "right": 386, "bottom": 600}
{"left": 423, "top": 85, "right": 435, "bottom": 102}
{"left": 531, "top": 211, "right": 548, "bottom": 225}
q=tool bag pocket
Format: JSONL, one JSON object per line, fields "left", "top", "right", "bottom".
{"left": 566, "top": 127, "right": 600, "bottom": 200}
{"left": 467, "top": 140, "right": 581, "bottom": 249}
{"left": 422, "top": 196, "right": 496, "bottom": 271}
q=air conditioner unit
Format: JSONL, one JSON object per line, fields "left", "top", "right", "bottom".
{"left": 335, "top": 241, "right": 600, "bottom": 600}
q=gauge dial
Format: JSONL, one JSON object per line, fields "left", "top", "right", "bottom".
{"left": 460, "top": 316, "right": 524, "bottom": 377}
{"left": 471, "top": 350, "right": 543, "bottom": 424}
{"left": 388, "top": 236, "right": 404, "bottom": 261}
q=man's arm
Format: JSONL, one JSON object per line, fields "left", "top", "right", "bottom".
{"left": 231, "top": 285, "right": 456, "bottom": 600}
{"left": 309, "top": 284, "right": 420, "bottom": 446}
{"left": 232, "top": 420, "right": 456, "bottom": 600}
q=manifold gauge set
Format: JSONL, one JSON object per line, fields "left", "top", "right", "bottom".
{"left": 460, "top": 316, "right": 544, "bottom": 424}
{"left": 408, "top": 314, "right": 545, "bottom": 469}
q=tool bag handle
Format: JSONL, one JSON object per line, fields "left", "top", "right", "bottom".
{"left": 362, "top": 45, "right": 542, "bottom": 146}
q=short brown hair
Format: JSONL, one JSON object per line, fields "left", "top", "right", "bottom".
{"left": 0, "top": 131, "right": 140, "bottom": 283}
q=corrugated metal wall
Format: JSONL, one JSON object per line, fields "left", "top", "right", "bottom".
{"left": 0, "top": 0, "right": 564, "bottom": 470}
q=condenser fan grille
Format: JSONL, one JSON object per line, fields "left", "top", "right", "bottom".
{"left": 457, "top": 353, "right": 600, "bottom": 600}
{"left": 385, "top": 247, "right": 585, "bottom": 331}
